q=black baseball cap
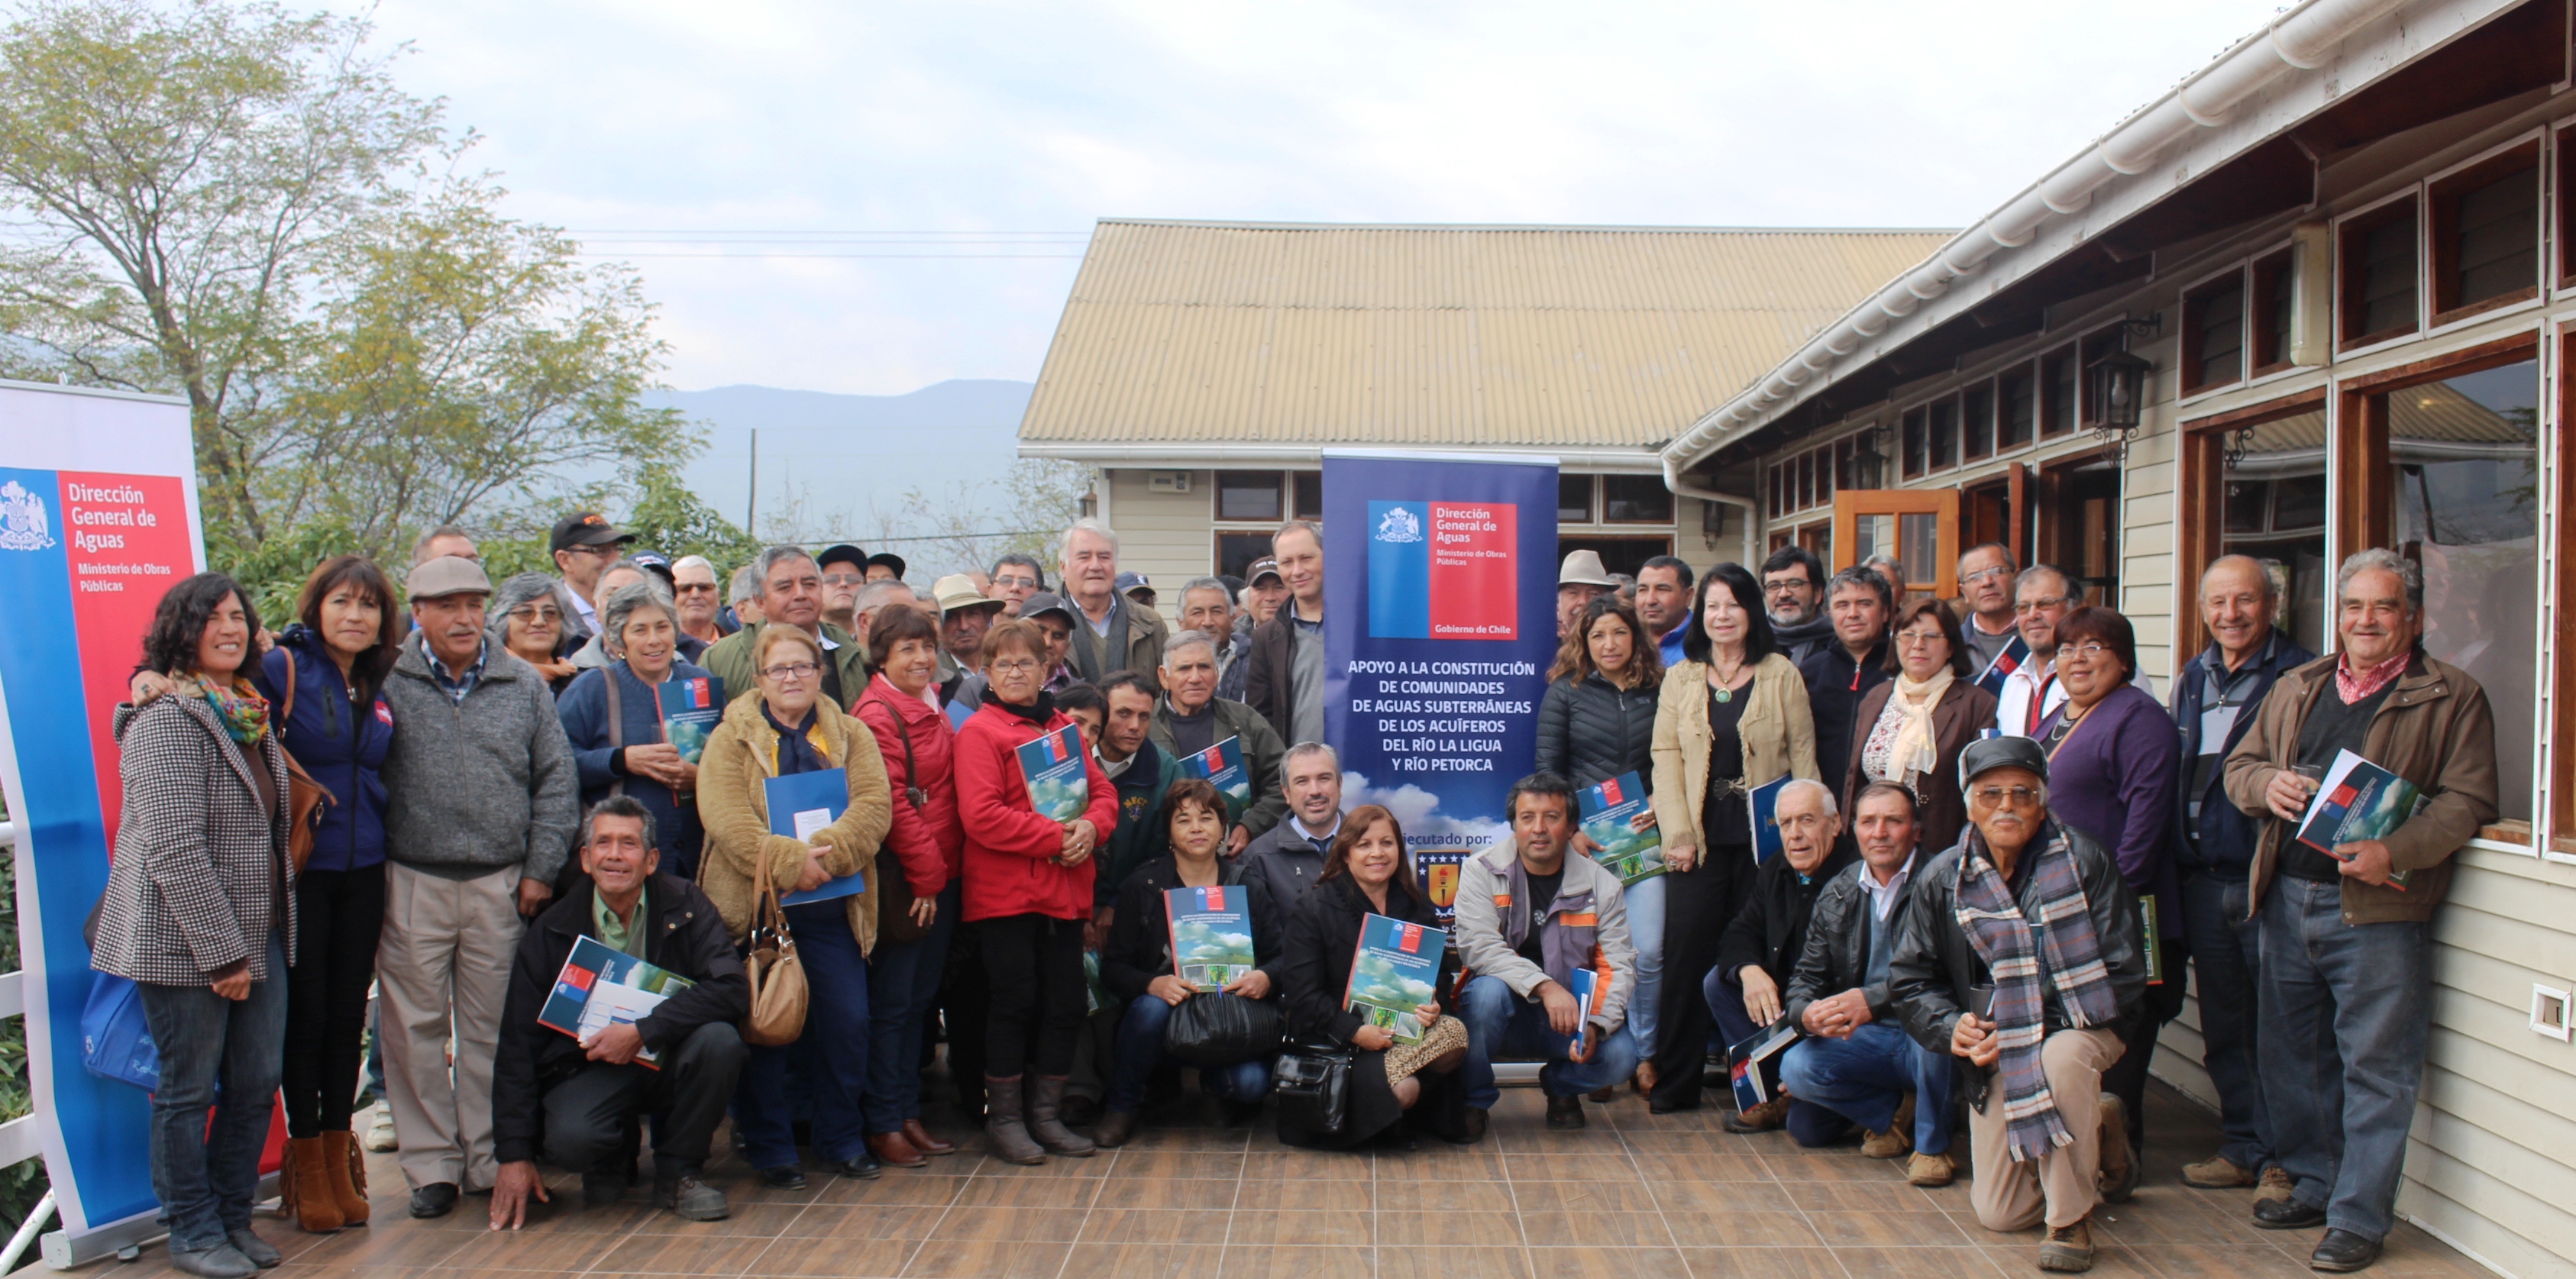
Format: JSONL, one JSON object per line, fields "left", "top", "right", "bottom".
{"left": 1957, "top": 735, "right": 2050, "bottom": 790}
{"left": 1020, "top": 591, "right": 1077, "bottom": 626}
{"left": 867, "top": 551, "right": 908, "bottom": 582}
{"left": 817, "top": 544, "right": 868, "bottom": 573}
{"left": 549, "top": 511, "right": 635, "bottom": 554}
{"left": 627, "top": 549, "right": 674, "bottom": 586}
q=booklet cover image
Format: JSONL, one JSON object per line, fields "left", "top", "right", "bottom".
{"left": 1165, "top": 885, "right": 1256, "bottom": 990}
{"left": 1180, "top": 735, "right": 1252, "bottom": 816}
{"left": 538, "top": 935, "right": 697, "bottom": 1067}
{"left": 1345, "top": 913, "right": 1447, "bottom": 1043}
{"left": 1579, "top": 771, "right": 1663, "bottom": 884}
{"left": 1017, "top": 723, "right": 1089, "bottom": 823}
{"left": 656, "top": 674, "right": 724, "bottom": 765}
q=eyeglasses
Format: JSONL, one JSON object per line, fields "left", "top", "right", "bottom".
{"left": 989, "top": 657, "right": 1043, "bottom": 675}
{"left": 2014, "top": 596, "right": 2070, "bottom": 614}
{"left": 1970, "top": 785, "right": 2044, "bottom": 807}
{"left": 1895, "top": 631, "right": 1947, "bottom": 647}
{"left": 564, "top": 543, "right": 621, "bottom": 559}
{"left": 1961, "top": 565, "right": 2014, "bottom": 586}
{"left": 509, "top": 606, "right": 563, "bottom": 624}
{"left": 994, "top": 574, "right": 1040, "bottom": 590}
{"left": 760, "top": 661, "right": 820, "bottom": 680}
{"left": 2061, "top": 641, "right": 2115, "bottom": 660}
{"left": 674, "top": 583, "right": 717, "bottom": 596}
{"left": 1763, "top": 578, "right": 1812, "bottom": 594}
{"left": 820, "top": 572, "right": 865, "bottom": 587}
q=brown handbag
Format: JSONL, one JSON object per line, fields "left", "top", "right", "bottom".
{"left": 740, "top": 824, "right": 810, "bottom": 1047}
{"left": 272, "top": 648, "right": 337, "bottom": 874}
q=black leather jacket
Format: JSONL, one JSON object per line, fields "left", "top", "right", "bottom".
{"left": 1780, "top": 851, "right": 1924, "bottom": 1030}
{"left": 1885, "top": 822, "right": 2145, "bottom": 1107}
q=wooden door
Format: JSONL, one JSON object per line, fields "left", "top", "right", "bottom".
{"left": 1831, "top": 489, "right": 1961, "bottom": 600}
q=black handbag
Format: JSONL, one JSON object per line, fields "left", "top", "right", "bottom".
{"left": 1162, "top": 992, "right": 1285, "bottom": 1066}
{"left": 1272, "top": 1039, "right": 1353, "bottom": 1139}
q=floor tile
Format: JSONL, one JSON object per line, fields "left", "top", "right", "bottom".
{"left": 948, "top": 1176, "right": 1101, "bottom": 1209}
{"left": 1223, "top": 1208, "right": 1375, "bottom": 1248}
{"left": 1112, "top": 1150, "right": 1249, "bottom": 1180}
{"left": 1376, "top": 1207, "right": 1528, "bottom": 1246}
{"left": 780, "top": 1204, "right": 955, "bottom": 1239}
{"left": 1515, "top": 1210, "right": 1676, "bottom": 1248}
{"left": 1671, "top": 1248, "right": 1850, "bottom": 1279}
{"left": 1830, "top": 1245, "right": 2008, "bottom": 1279}
{"left": 1217, "top": 1243, "right": 1378, "bottom": 1279}
{"left": 1659, "top": 1210, "right": 1825, "bottom": 1248}
{"left": 1508, "top": 1179, "right": 1658, "bottom": 1213}
{"left": 431, "top": 1226, "right": 623, "bottom": 1274}
{"left": 898, "top": 1239, "right": 1074, "bottom": 1279}
{"left": 586, "top": 1232, "right": 775, "bottom": 1276}
{"left": 1078, "top": 1207, "right": 1236, "bottom": 1245}
{"left": 1059, "top": 1242, "right": 1227, "bottom": 1279}
{"left": 1524, "top": 1245, "right": 1692, "bottom": 1279}
{"left": 1379, "top": 1244, "right": 1531, "bottom": 1279}
{"left": 1258, "top": 1178, "right": 1376, "bottom": 1211}
{"left": 1091, "top": 1176, "right": 1243, "bottom": 1210}
{"left": 749, "top": 1236, "right": 926, "bottom": 1277}
{"left": 927, "top": 1206, "right": 1091, "bottom": 1242}
{"left": 1799, "top": 1207, "right": 1976, "bottom": 1248}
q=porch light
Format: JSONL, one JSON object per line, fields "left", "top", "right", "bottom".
{"left": 2084, "top": 346, "right": 2152, "bottom": 434}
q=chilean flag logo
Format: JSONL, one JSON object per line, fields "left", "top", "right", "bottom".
{"left": 1974, "top": 633, "right": 2031, "bottom": 696}
{"left": 1398, "top": 923, "right": 1424, "bottom": 954}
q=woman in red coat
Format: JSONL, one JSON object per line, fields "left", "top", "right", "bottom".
{"left": 852, "top": 606, "right": 966, "bottom": 1170}
{"left": 952, "top": 617, "right": 1117, "bottom": 1165}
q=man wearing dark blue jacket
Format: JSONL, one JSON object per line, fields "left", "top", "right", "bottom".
{"left": 2168, "top": 555, "right": 2312, "bottom": 1198}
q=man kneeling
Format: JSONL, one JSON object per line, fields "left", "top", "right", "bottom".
{"left": 1778, "top": 782, "right": 1956, "bottom": 1186}
{"left": 1454, "top": 774, "right": 1640, "bottom": 1138}
{"left": 1889, "top": 738, "right": 2145, "bottom": 1273}
{"left": 490, "top": 797, "right": 751, "bottom": 1227}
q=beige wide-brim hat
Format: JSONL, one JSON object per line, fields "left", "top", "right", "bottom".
{"left": 1557, "top": 549, "right": 1617, "bottom": 588}
{"left": 932, "top": 573, "right": 1004, "bottom": 616}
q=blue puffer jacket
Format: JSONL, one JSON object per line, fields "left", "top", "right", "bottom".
{"left": 251, "top": 625, "right": 394, "bottom": 874}
{"left": 555, "top": 658, "right": 717, "bottom": 879}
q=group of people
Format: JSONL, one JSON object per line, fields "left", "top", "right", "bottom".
{"left": 89, "top": 497, "right": 2490, "bottom": 1278}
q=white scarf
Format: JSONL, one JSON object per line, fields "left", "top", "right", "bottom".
{"left": 1885, "top": 667, "right": 1954, "bottom": 783}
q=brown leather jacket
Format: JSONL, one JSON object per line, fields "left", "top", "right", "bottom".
{"left": 2222, "top": 651, "right": 2497, "bottom": 924}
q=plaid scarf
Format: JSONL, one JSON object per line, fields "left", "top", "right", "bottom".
{"left": 1954, "top": 822, "right": 2120, "bottom": 1161}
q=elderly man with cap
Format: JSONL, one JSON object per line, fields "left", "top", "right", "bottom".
{"left": 1117, "top": 571, "right": 1155, "bottom": 612}
{"left": 550, "top": 512, "right": 636, "bottom": 641}
{"left": 1556, "top": 550, "right": 1616, "bottom": 640}
{"left": 815, "top": 544, "right": 870, "bottom": 635}
{"left": 374, "top": 555, "right": 582, "bottom": 1219}
{"left": 1888, "top": 735, "right": 2146, "bottom": 1274}
{"left": 1238, "top": 557, "right": 1288, "bottom": 631}
{"left": 866, "top": 551, "right": 907, "bottom": 584}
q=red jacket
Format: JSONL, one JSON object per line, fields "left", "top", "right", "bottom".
{"left": 853, "top": 673, "right": 962, "bottom": 897}
{"left": 954, "top": 700, "right": 1117, "bottom": 922}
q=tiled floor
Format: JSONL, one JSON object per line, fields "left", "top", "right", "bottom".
{"left": 87, "top": 1080, "right": 2488, "bottom": 1279}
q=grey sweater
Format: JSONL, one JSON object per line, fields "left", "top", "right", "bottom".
{"left": 380, "top": 638, "right": 582, "bottom": 883}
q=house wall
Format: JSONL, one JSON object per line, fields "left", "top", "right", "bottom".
{"left": 1737, "top": 88, "right": 2576, "bottom": 1278}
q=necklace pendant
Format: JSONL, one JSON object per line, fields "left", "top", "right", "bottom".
{"left": 1715, "top": 686, "right": 1733, "bottom": 704}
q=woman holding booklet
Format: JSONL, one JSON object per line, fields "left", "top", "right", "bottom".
{"left": 952, "top": 617, "right": 1119, "bottom": 1165}
{"left": 852, "top": 605, "right": 967, "bottom": 1169}
{"left": 1647, "top": 562, "right": 1819, "bottom": 1116}
{"left": 1535, "top": 593, "right": 1666, "bottom": 1094}
{"left": 1276, "top": 804, "right": 1469, "bottom": 1148}
{"left": 558, "top": 580, "right": 714, "bottom": 881}
{"left": 1094, "top": 777, "right": 1280, "bottom": 1147}
{"left": 697, "top": 624, "right": 893, "bottom": 1187}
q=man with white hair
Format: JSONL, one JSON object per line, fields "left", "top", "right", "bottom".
{"left": 726, "top": 565, "right": 764, "bottom": 629}
{"left": 1147, "top": 629, "right": 1286, "bottom": 854}
{"left": 2222, "top": 548, "right": 2497, "bottom": 1272}
{"left": 1060, "top": 518, "right": 1167, "bottom": 690}
{"left": 1706, "top": 777, "right": 1857, "bottom": 1134}
{"left": 671, "top": 555, "right": 729, "bottom": 647}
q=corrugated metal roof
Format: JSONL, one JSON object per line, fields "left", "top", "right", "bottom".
{"left": 1020, "top": 220, "right": 1953, "bottom": 450}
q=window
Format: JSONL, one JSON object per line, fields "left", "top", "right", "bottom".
{"left": 1928, "top": 398, "right": 1957, "bottom": 470}
{"left": 1559, "top": 473, "right": 1595, "bottom": 524}
{"left": 1217, "top": 470, "right": 1285, "bottom": 522}
{"left": 1799, "top": 451, "right": 1818, "bottom": 509}
{"left": 2429, "top": 142, "right": 2539, "bottom": 324}
{"left": 1901, "top": 408, "right": 1928, "bottom": 478}
{"left": 2338, "top": 197, "right": 2419, "bottom": 348}
{"left": 1999, "top": 367, "right": 2035, "bottom": 450}
{"left": 1963, "top": 383, "right": 1996, "bottom": 460}
{"left": 1601, "top": 474, "right": 1673, "bottom": 524}
{"left": 2249, "top": 250, "right": 2296, "bottom": 374}
{"left": 2183, "top": 273, "right": 2246, "bottom": 393}
{"left": 1834, "top": 486, "right": 1961, "bottom": 598}
{"left": 2190, "top": 401, "right": 2329, "bottom": 654}
{"left": 2041, "top": 347, "right": 2078, "bottom": 437}
{"left": 1292, "top": 471, "right": 1323, "bottom": 521}
{"left": 1215, "top": 531, "right": 1272, "bottom": 581}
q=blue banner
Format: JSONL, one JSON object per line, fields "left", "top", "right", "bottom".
{"left": 1324, "top": 452, "right": 1558, "bottom": 871}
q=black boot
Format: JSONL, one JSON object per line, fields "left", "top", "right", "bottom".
{"left": 981, "top": 1076, "right": 1046, "bottom": 1165}
{"left": 1026, "top": 1075, "right": 1097, "bottom": 1156}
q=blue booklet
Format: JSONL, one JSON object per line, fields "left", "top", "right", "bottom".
{"left": 1179, "top": 735, "right": 1252, "bottom": 821}
{"left": 1579, "top": 771, "right": 1663, "bottom": 885}
{"left": 537, "top": 935, "right": 696, "bottom": 1068}
{"left": 1566, "top": 964, "right": 1610, "bottom": 1059}
{"left": 765, "top": 770, "right": 865, "bottom": 906}
{"left": 1165, "top": 885, "right": 1257, "bottom": 990}
{"left": 1017, "top": 723, "right": 1089, "bottom": 823}
{"left": 1727, "top": 1019, "right": 1799, "bottom": 1111}
{"left": 655, "top": 674, "right": 724, "bottom": 765}
{"left": 1345, "top": 913, "right": 1447, "bottom": 1043}
{"left": 1411, "top": 848, "right": 1467, "bottom": 925}
{"left": 2296, "top": 748, "right": 2426, "bottom": 892}
{"left": 1973, "top": 632, "right": 2031, "bottom": 696}
{"left": 1747, "top": 774, "right": 1792, "bottom": 866}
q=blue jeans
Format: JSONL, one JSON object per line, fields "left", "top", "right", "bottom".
{"left": 135, "top": 935, "right": 289, "bottom": 1252}
{"left": 2180, "top": 867, "right": 2271, "bottom": 1171}
{"left": 1779, "top": 1022, "right": 1954, "bottom": 1154}
{"left": 1105, "top": 994, "right": 1272, "bottom": 1113}
{"left": 732, "top": 901, "right": 871, "bottom": 1167}
{"left": 862, "top": 881, "right": 958, "bottom": 1133}
{"left": 1623, "top": 876, "right": 1666, "bottom": 1058}
{"left": 2258, "top": 877, "right": 2431, "bottom": 1242}
{"left": 1457, "top": 974, "right": 1640, "bottom": 1108}
{"left": 1704, "top": 968, "right": 1786, "bottom": 1097}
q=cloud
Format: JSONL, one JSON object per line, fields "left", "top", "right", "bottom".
{"left": 1340, "top": 771, "right": 1508, "bottom": 854}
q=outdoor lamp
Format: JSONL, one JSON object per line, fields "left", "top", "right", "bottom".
{"left": 2084, "top": 345, "right": 2151, "bottom": 434}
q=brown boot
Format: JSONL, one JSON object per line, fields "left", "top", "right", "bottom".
{"left": 901, "top": 1119, "right": 957, "bottom": 1157}
{"left": 283, "top": 1137, "right": 344, "bottom": 1233}
{"left": 1026, "top": 1076, "right": 1096, "bottom": 1156}
{"left": 868, "top": 1130, "right": 928, "bottom": 1169}
{"left": 1722, "top": 1091, "right": 1792, "bottom": 1134}
{"left": 322, "top": 1129, "right": 370, "bottom": 1226}
{"left": 2038, "top": 1216, "right": 2095, "bottom": 1272}
{"left": 981, "top": 1076, "right": 1046, "bottom": 1165}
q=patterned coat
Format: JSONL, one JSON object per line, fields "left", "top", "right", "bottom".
{"left": 91, "top": 695, "right": 297, "bottom": 985}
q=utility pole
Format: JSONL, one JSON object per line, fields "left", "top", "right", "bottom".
{"left": 746, "top": 427, "right": 758, "bottom": 535}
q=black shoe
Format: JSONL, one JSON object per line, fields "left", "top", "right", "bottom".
{"left": 758, "top": 1165, "right": 809, "bottom": 1191}
{"left": 2253, "top": 1197, "right": 2329, "bottom": 1230}
{"left": 1462, "top": 1107, "right": 1489, "bottom": 1143}
{"left": 2310, "top": 1229, "right": 2381, "bottom": 1272}
{"left": 225, "top": 1229, "right": 281, "bottom": 1269}
{"left": 829, "top": 1153, "right": 883, "bottom": 1180}
{"left": 1545, "top": 1095, "right": 1585, "bottom": 1130}
{"left": 651, "top": 1170, "right": 730, "bottom": 1222}
{"left": 582, "top": 1169, "right": 627, "bottom": 1207}
{"left": 1647, "top": 1095, "right": 1698, "bottom": 1115}
{"left": 408, "top": 1183, "right": 458, "bottom": 1219}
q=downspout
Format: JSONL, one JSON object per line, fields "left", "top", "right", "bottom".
{"left": 1663, "top": 451, "right": 1760, "bottom": 567}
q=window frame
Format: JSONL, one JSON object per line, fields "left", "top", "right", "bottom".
{"left": 1600, "top": 473, "right": 1676, "bottom": 525}
{"left": 1211, "top": 468, "right": 1288, "bottom": 524}
{"left": 2040, "top": 344, "right": 2080, "bottom": 438}
{"left": 1997, "top": 364, "right": 2037, "bottom": 453}
{"left": 1559, "top": 472, "right": 1598, "bottom": 525}
{"left": 2174, "top": 388, "right": 2329, "bottom": 659}
{"left": 2180, "top": 263, "right": 2250, "bottom": 397}
{"left": 1962, "top": 380, "right": 1998, "bottom": 461}
{"left": 2334, "top": 186, "right": 2425, "bottom": 354}
{"left": 2426, "top": 131, "right": 2544, "bottom": 331}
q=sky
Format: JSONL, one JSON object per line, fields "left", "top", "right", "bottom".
{"left": 341, "top": 0, "right": 2298, "bottom": 397}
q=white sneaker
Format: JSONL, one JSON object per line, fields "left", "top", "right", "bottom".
{"left": 363, "top": 1101, "right": 397, "bottom": 1153}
